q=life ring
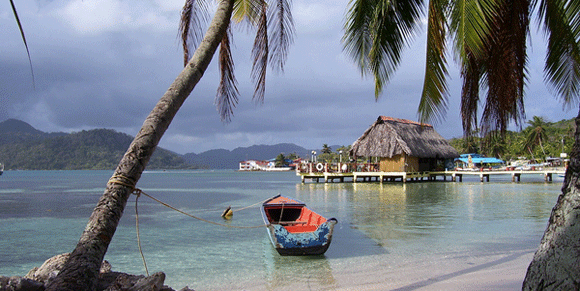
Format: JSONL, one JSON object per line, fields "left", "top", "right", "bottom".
{"left": 316, "top": 163, "right": 324, "bottom": 171}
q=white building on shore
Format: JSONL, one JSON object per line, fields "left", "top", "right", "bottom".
{"left": 239, "top": 158, "right": 300, "bottom": 171}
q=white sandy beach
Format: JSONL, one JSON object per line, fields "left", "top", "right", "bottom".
{"left": 224, "top": 249, "right": 535, "bottom": 291}
{"left": 329, "top": 250, "right": 533, "bottom": 291}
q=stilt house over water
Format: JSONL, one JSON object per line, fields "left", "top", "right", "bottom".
{"left": 349, "top": 116, "right": 459, "bottom": 172}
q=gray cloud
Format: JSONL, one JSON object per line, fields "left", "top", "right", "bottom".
{"left": 1, "top": 0, "right": 576, "bottom": 155}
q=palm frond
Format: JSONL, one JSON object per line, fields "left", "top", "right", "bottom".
{"left": 343, "top": 0, "right": 424, "bottom": 98}
{"left": 268, "top": 0, "right": 295, "bottom": 73}
{"left": 216, "top": 27, "right": 240, "bottom": 122}
{"left": 460, "top": 51, "right": 481, "bottom": 137}
{"left": 251, "top": 0, "right": 268, "bottom": 104}
{"left": 233, "top": 0, "right": 262, "bottom": 24}
{"left": 418, "top": 0, "right": 449, "bottom": 124}
{"left": 481, "top": 0, "right": 529, "bottom": 134}
{"left": 343, "top": 0, "right": 375, "bottom": 73}
{"left": 450, "top": 0, "right": 499, "bottom": 63}
{"left": 10, "top": 0, "right": 35, "bottom": 88}
{"left": 539, "top": 0, "right": 580, "bottom": 106}
{"left": 180, "top": 0, "right": 209, "bottom": 66}
{"left": 451, "top": 0, "right": 497, "bottom": 136}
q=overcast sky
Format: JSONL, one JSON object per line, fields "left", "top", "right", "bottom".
{"left": 1, "top": 0, "right": 577, "bottom": 155}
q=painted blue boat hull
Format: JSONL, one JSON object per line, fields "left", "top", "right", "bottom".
{"left": 265, "top": 218, "right": 337, "bottom": 256}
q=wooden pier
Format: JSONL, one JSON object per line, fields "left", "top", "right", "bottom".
{"left": 297, "top": 163, "right": 565, "bottom": 183}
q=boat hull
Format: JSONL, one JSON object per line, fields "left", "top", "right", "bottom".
{"left": 261, "top": 194, "right": 337, "bottom": 256}
{"left": 265, "top": 219, "right": 337, "bottom": 256}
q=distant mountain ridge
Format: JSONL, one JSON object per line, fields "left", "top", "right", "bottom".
{"left": 183, "top": 143, "right": 314, "bottom": 169}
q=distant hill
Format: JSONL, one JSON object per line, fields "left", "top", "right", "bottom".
{"left": 0, "top": 119, "right": 193, "bottom": 170}
{"left": 0, "top": 119, "right": 67, "bottom": 146}
{"left": 184, "top": 143, "right": 314, "bottom": 169}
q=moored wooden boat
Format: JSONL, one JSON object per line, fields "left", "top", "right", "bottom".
{"left": 261, "top": 194, "right": 337, "bottom": 255}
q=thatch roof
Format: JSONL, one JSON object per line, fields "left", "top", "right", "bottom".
{"left": 350, "top": 116, "right": 459, "bottom": 159}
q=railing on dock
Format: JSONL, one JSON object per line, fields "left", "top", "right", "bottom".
{"left": 296, "top": 162, "right": 566, "bottom": 183}
{"left": 296, "top": 162, "right": 378, "bottom": 174}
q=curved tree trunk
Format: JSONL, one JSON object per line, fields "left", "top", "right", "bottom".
{"left": 523, "top": 109, "right": 580, "bottom": 290}
{"left": 45, "top": 1, "right": 234, "bottom": 290}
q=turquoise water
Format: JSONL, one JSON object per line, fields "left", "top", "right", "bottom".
{"left": 0, "top": 170, "right": 561, "bottom": 289}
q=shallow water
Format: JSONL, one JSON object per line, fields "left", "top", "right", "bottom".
{"left": 0, "top": 170, "right": 561, "bottom": 289}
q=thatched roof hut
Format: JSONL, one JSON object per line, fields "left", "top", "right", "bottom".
{"left": 350, "top": 116, "right": 458, "bottom": 172}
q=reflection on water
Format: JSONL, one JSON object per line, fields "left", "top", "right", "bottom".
{"left": 262, "top": 237, "right": 337, "bottom": 289}
{"left": 295, "top": 180, "right": 559, "bottom": 256}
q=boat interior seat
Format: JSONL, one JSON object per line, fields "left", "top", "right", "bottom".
{"left": 284, "top": 224, "right": 318, "bottom": 233}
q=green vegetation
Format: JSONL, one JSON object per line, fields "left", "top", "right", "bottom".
{"left": 449, "top": 117, "right": 575, "bottom": 161}
{"left": 0, "top": 129, "right": 194, "bottom": 170}
{"left": 316, "top": 145, "right": 351, "bottom": 163}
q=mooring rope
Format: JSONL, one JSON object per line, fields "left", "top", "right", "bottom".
{"left": 107, "top": 174, "right": 267, "bottom": 277}
{"left": 108, "top": 175, "right": 266, "bottom": 229}
{"left": 134, "top": 193, "right": 149, "bottom": 276}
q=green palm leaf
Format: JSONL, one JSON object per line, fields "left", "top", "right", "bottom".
{"left": 540, "top": 0, "right": 580, "bottom": 106}
{"left": 418, "top": 0, "right": 449, "bottom": 124}
{"left": 343, "top": 0, "right": 424, "bottom": 98}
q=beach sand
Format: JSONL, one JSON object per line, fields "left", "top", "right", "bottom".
{"left": 329, "top": 249, "right": 534, "bottom": 291}
{"left": 228, "top": 248, "right": 535, "bottom": 291}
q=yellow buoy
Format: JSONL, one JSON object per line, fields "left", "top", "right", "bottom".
{"left": 221, "top": 206, "right": 233, "bottom": 219}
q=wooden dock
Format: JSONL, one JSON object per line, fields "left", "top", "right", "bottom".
{"left": 297, "top": 166, "right": 565, "bottom": 183}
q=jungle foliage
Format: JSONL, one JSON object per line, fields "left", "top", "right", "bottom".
{"left": 449, "top": 116, "right": 575, "bottom": 161}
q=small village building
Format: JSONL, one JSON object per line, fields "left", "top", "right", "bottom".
{"left": 239, "top": 160, "right": 268, "bottom": 171}
{"left": 349, "top": 116, "right": 459, "bottom": 172}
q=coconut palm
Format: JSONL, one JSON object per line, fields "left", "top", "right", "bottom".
{"left": 41, "top": 0, "right": 294, "bottom": 290}
{"left": 343, "top": 0, "right": 579, "bottom": 136}
{"left": 322, "top": 144, "right": 332, "bottom": 154}
{"left": 343, "top": 0, "right": 580, "bottom": 288}
{"left": 524, "top": 116, "right": 549, "bottom": 157}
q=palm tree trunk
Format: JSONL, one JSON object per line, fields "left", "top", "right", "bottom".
{"left": 44, "top": 1, "right": 234, "bottom": 290}
{"left": 523, "top": 109, "right": 580, "bottom": 290}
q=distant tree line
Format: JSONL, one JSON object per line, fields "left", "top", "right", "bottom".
{"left": 279, "top": 117, "right": 574, "bottom": 166}
{"left": 449, "top": 116, "right": 574, "bottom": 161}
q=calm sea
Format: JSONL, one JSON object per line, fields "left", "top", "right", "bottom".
{"left": 0, "top": 170, "right": 562, "bottom": 289}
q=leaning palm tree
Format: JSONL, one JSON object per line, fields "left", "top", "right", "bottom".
{"left": 343, "top": 0, "right": 580, "bottom": 288}
{"left": 42, "top": 0, "right": 294, "bottom": 290}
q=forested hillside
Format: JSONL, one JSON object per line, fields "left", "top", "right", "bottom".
{"left": 0, "top": 119, "right": 194, "bottom": 170}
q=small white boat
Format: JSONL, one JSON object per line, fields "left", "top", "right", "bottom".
{"left": 0, "top": 163, "right": 3, "bottom": 176}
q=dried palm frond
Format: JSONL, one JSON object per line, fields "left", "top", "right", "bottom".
{"left": 251, "top": 0, "right": 268, "bottom": 104}
{"left": 481, "top": 0, "right": 528, "bottom": 134}
{"left": 216, "top": 27, "right": 239, "bottom": 122}
{"left": 268, "top": 0, "right": 295, "bottom": 73}
{"left": 179, "top": 0, "right": 209, "bottom": 66}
